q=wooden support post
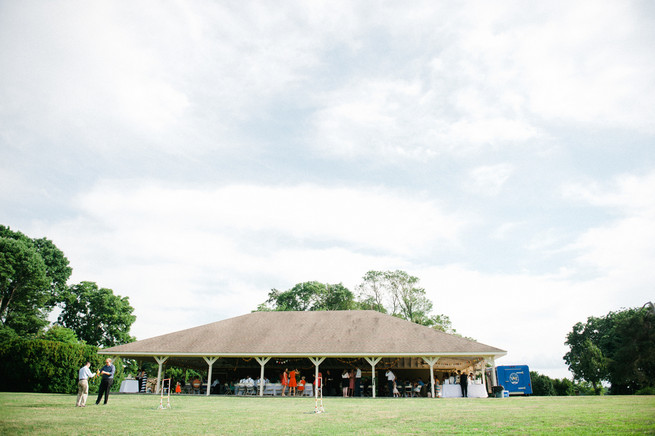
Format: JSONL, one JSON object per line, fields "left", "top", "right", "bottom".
{"left": 422, "top": 357, "right": 440, "bottom": 399}
{"left": 255, "top": 357, "right": 271, "bottom": 396}
{"left": 203, "top": 356, "right": 219, "bottom": 396}
{"left": 154, "top": 356, "right": 169, "bottom": 394}
{"left": 364, "top": 357, "right": 382, "bottom": 398}
{"left": 309, "top": 357, "right": 326, "bottom": 399}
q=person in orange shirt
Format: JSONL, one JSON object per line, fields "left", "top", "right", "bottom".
{"left": 281, "top": 369, "right": 289, "bottom": 396}
{"left": 298, "top": 376, "right": 306, "bottom": 396}
{"left": 175, "top": 381, "right": 181, "bottom": 394}
{"left": 289, "top": 368, "right": 298, "bottom": 396}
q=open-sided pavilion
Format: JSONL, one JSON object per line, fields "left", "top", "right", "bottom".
{"left": 100, "top": 310, "right": 506, "bottom": 398}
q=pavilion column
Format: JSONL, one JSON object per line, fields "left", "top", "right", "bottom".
{"left": 255, "top": 357, "right": 271, "bottom": 396}
{"left": 309, "top": 357, "right": 326, "bottom": 399}
{"left": 154, "top": 356, "right": 169, "bottom": 394}
{"left": 203, "top": 356, "right": 219, "bottom": 396}
{"left": 422, "top": 357, "right": 440, "bottom": 399}
{"left": 488, "top": 356, "right": 498, "bottom": 388}
{"left": 364, "top": 357, "right": 382, "bottom": 398}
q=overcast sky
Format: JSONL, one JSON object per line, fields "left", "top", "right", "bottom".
{"left": 2, "top": 1, "right": 654, "bottom": 379}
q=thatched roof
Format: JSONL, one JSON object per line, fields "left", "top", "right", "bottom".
{"left": 100, "top": 310, "right": 505, "bottom": 358}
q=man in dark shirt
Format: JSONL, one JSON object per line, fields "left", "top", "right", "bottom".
{"left": 96, "top": 358, "right": 116, "bottom": 405}
{"left": 459, "top": 370, "right": 468, "bottom": 398}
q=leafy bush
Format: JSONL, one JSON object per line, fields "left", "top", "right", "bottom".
{"left": 0, "top": 336, "right": 124, "bottom": 394}
{"left": 635, "top": 386, "right": 655, "bottom": 395}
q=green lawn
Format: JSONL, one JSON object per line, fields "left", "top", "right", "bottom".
{"left": 1, "top": 393, "right": 654, "bottom": 435}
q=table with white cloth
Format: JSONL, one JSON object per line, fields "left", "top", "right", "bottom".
{"left": 467, "top": 383, "right": 488, "bottom": 398}
{"left": 441, "top": 383, "right": 462, "bottom": 398}
{"left": 440, "top": 382, "right": 487, "bottom": 398}
{"left": 263, "top": 383, "right": 282, "bottom": 395}
{"left": 119, "top": 379, "right": 139, "bottom": 393}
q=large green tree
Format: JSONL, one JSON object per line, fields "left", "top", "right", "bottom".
{"left": 57, "top": 281, "right": 136, "bottom": 347}
{"left": 0, "top": 226, "right": 72, "bottom": 334}
{"left": 357, "top": 270, "right": 457, "bottom": 333}
{"left": 257, "top": 281, "right": 356, "bottom": 312}
{"left": 564, "top": 303, "right": 655, "bottom": 394}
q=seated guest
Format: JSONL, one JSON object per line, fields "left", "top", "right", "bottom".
{"left": 298, "top": 376, "right": 306, "bottom": 395}
{"left": 211, "top": 378, "right": 220, "bottom": 394}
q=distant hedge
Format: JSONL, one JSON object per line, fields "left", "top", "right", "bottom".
{"left": 0, "top": 337, "right": 125, "bottom": 394}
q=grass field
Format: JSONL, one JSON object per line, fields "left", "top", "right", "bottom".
{"left": 1, "top": 392, "right": 654, "bottom": 435}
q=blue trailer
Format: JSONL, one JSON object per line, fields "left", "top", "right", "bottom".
{"left": 495, "top": 365, "right": 532, "bottom": 395}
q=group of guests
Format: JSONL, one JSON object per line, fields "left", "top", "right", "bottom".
{"left": 280, "top": 368, "right": 307, "bottom": 396}
{"left": 340, "top": 367, "right": 363, "bottom": 397}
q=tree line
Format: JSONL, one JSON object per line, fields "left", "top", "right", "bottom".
{"left": 1, "top": 225, "right": 136, "bottom": 346}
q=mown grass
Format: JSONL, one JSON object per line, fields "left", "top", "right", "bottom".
{"left": 1, "top": 392, "right": 654, "bottom": 435}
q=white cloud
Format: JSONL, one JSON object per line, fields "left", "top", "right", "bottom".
{"left": 562, "top": 172, "right": 655, "bottom": 306}
{"left": 464, "top": 164, "right": 514, "bottom": 196}
{"left": 43, "top": 181, "right": 464, "bottom": 338}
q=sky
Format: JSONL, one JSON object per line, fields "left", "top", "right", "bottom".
{"left": 1, "top": 1, "right": 654, "bottom": 379}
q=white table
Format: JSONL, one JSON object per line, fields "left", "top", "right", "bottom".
{"left": 441, "top": 382, "right": 487, "bottom": 398}
{"left": 119, "top": 379, "right": 139, "bottom": 393}
{"left": 467, "top": 383, "right": 488, "bottom": 398}
{"left": 441, "top": 384, "right": 462, "bottom": 398}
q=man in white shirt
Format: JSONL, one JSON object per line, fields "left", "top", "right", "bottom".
{"left": 355, "top": 367, "right": 362, "bottom": 397}
{"left": 385, "top": 370, "right": 395, "bottom": 397}
{"left": 76, "top": 362, "right": 97, "bottom": 407}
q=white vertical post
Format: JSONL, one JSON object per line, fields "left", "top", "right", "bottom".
{"left": 309, "top": 357, "right": 326, "bottom": 399}
{"left": 255, "top": 357, "right": 271, "bottom": 396}
{"left": 422, "top": 357, "right": 440, "bottom": 399}
{"left": 364, "top": 357, "right": 382, "bottom": 398}
{"left": 489, "top": 356, "right": 497, "bottom": 388}
{"left": 154, "top": 356, "right": 168, "bottom": 394}
{"left": 203, "top": 356, "right": 219, "bottom": 396}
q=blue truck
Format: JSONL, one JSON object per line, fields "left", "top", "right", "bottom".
{"left": 495, "top": 365, "right": 532, "bottom": 395}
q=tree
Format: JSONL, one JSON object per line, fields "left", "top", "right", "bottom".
{"left": 563, "top": 303, "right": 655, "bottom": 394}
{"left": 57, "top": 281, "right": 136, "bottom": 347}
{"left": 257, "top": 281, "right": 356, "bottom": 312}
{"left": 42, "top": 325, "right": 79, "bottom": 344}
{"left": 0, "top": 225, "right": 72, "bottom": 335}
{"left": 605, "top": 305, "right": 655, "bottom": 394}
{"left": 356, "top": 271, "right": 387, "bottom": 313}
{"left": 356, "top": 270, "right": 456, "bottom": 332}
{"left": 564, "top": 323, "right": 607, "bottom": 395}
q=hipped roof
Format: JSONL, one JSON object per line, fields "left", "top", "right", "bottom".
{"left": 100, "top": 310, "right": 506, "bottom": 358}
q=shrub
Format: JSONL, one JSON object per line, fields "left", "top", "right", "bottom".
{"left": 0, "top": 336, "right": 124, "bottom": 394}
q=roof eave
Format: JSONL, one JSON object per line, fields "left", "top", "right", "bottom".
{"left": 98, "top": 350, "right": 507, "bottom": 358}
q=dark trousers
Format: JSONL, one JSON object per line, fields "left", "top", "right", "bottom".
{"left": 461, "top": 383, "right": 468, "bottom": 397}
{"left": 355, "top": 378, "right": 361, "bottom": 396}
{"left": 96, "top": 378, "right": 114, "bottom": 404}
{"left": 388, "top": 380, "right": 394, "bottom": 397}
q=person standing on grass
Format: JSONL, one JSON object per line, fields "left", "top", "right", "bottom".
{"left": 96, "top": 358, "right": 116, "bottom": 405}
{"left": 76, "top": 362, "right": 98, "bottom": 407}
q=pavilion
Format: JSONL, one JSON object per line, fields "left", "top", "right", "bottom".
{"left": 99, "top": 310, "right": 506, "bottom": 398}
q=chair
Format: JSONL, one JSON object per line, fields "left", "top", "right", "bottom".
{"left": 246, "top": 384, "right": 256, "bottom": 395}
{"left": 405, "top": 385, "right": 413, "bottom": 397}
